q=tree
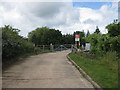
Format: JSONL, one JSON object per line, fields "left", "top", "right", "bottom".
{"left": 2, "top": 25, "right": 34, "bottom": 60}
{"left": 106, "top": 20, "right": 120, "bottom": 37}
{"left": 86, "top": 30, "right": 90, "bottom": 37}
{"left": 94, "top": 26, "right": 100, "bottom": 34}
{"left": 28, "top": 27, "right": 62, "bottom": 45}
{"left": 61, "top": 34, "right": 74, "bottom": 44}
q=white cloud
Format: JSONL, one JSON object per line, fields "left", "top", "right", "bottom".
{"left": 53, "top": 2, "right": 117, "bottom": 35}
{"left": 0, "top": 2, "right": 118, "bottom": 37}
{"left": 79, "top": 8, "right": 103, "bottom": 23}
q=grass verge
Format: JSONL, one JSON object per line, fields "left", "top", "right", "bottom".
{"left": 68, "top": 53, "right": 118, "bottom": 88}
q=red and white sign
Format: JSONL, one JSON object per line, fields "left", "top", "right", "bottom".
{"left": 75, "top": 34, "right": 79, "bottom": 41}
{"left": 75, "top": 34, "right": 79, "bottom": 38}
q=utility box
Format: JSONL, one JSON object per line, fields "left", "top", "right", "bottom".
{"left": 85, "top": 43, "right": 91, "bottom": 51}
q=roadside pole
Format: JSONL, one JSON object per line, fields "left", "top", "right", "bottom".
{"left": 50, "top": 43, "right": 53, "bottom": 52}
{"left": 75, "top": 34, "right": 80, "bottom": 51}
{"left": 79, "top": 41, "right": 80, "bottom": 50}
{"left": 43, "top": 45, "right": 45, "bottom": 52}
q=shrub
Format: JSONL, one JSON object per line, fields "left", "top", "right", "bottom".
{"left": 2, "top": 25, "right": 35, "bottom": 62}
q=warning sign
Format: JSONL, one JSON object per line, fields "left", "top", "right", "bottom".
{"left": 75, "top": 34, "right": 79, "bottom": 38}
{"left": 75, "top": 34, "right": 79, "bottom": 41}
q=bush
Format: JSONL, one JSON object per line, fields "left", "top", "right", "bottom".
{"left": 109, "top": 36, "right": 120, "bottom": 54}
{"left": 2, "top": 25, "right": 35, "bottom": 62}
{"left": 34, "top": 47, "right": 41, "bottom": 54}
{"left": 100, "top": 51, "right": 118, "bottom": 71}
{"left": 87, "top": 32, "right": 120, "bottom": 58}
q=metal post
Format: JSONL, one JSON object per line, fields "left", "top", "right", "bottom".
{"left": 75, "top": 41, "right": 77, "bottom": 49}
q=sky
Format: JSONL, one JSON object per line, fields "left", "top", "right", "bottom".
{"left": 0, "top": 1, "right": 118, "bottom": 37}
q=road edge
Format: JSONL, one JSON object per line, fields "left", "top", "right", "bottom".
{"left": 66, "top": 54, "right": 103, "bottom": 90}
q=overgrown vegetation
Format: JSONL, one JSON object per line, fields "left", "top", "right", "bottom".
{"left": 2, "top": 19, "right": 119, "bottom": 88}
{"left": 69, "top": 53, "right": 118, "bottom": 88}
{"left": 2, "top": 25, "right": 75, "bottom": 69}
{"left": 2, "top": 25, "right": 35, "bottom": 60}
{"left": 69, "top": 20, "right": 120, "bottom": 88}
{"left": 2, "top": 25, "right": 46, "bottom": 69}
{"left": 86, "top": 20, "right": 120, "bottom": 57}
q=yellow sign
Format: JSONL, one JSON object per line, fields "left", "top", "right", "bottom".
{"left": 79, "top": 41, "right": 80, "bottom": 49}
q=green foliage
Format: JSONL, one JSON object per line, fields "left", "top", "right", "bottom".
{"left": 2, "top": 25, "right": 35, "bottom": 61}
{"left": 61, "top": 34, "right": 74, "bottom": 44}
{"left": 100, "top": 51, "right": 118, "bottom": 71}
{"left": 81, "top": 37, "right": 86, "bottom": 47}
{"left": 69, "top": 53, "right": 118, "bottom": 88}
{"left": 86, "top": 21, "right": 120, "bottom": 57}
{"left": 28, "top": 27, "right": 62, "bottom": 45}
{"left": 106, "top": 20, "right": 120, "bottom": 37}
{"left": 109, "top": 36, "right": 120, "bottom": 54}
{"left": 86, "top": 33, "right": 102, "bottom": 55}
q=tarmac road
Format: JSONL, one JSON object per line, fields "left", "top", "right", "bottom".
{"left": 2, "top": 50, "right": 94, "bottom": 88}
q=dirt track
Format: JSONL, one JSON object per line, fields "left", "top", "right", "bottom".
{"left": 2, "top": 50, "right": 94, "bottom": 88}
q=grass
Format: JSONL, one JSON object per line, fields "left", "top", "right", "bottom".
{"left": 68, "top": 53, "right": 118, "bottom": 88}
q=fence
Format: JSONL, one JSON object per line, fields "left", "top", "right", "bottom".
{"left": 36, "top": 44, "right": 73, "bottom": 52}
{"left": 37, "top": 45, "right": 51, "bottom": 52}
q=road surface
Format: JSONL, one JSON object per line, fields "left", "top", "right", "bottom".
{"left": 2, "top": 50, "right": 94, "bottom": 88}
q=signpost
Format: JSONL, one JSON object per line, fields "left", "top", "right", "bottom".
{"left": 75, "top": 34, "right": 79, "bottom": 41}
{"left": 79, "top": 41, "right": 80, "bottom": 49}
{"left": 75, "top": 34, "right": 80, "bottom": 49}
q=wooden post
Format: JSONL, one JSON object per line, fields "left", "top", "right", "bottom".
{"left": 43, "top": 45, "right": 45, "bottom": 52}
{"left": 71, "top": 45, "right": 73, "bottom": 53}
{"left": 50, "top": 43, "right": 53, "bottom": 52}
